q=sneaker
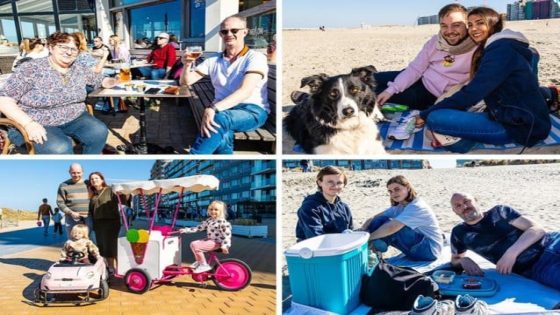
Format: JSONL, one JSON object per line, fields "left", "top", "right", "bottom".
{"left": 428, "top": 130, "right": 462, "bottom": 148}
{"left": 193, "top": 263, "right": 212, "bottom": 274}
{"left": 387, "top": 111, "right": 422, "bottom": 140}
{"left": 455, "top": 294, "right": 488, "bottom": 315}
{"left": 189, "top": 261, "right": 200, "bottom": 269}
{"left": 411, "top": 295, "right": 454, "bottom": 315}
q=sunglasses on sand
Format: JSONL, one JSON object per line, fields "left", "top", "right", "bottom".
{"left": 219, "top": 28, "right": 245, "bottom": 36}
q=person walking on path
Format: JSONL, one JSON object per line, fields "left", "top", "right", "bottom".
{"left": 37, "top": 198, "right": 53, "bottom": 236}
{"left": 57, "top": 163, "right": 92, "bottom": 239}
{"left": 52, "top": 208, "right": 64, "bottom": 236}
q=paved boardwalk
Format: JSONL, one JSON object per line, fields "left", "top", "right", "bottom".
{"left": 0, "top": 220, "right": 276, "bottom": 314}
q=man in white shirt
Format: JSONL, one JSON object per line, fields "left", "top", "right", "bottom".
{"left": 180, "top": 15, "right": 269, "bottom": 154}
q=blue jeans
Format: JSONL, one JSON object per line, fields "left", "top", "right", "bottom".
{"left": 41, "top": 215, "right": 50, "bottom": 236}
{"left": 190, "top": 104, "right": 268, "bottom": 154}
{"left": 135, "top": 66, "right": 166, "bottom": 80}
{"left": 373, "top": 71, "right": 437, "bottom": 110}
{"left": 367, "top": 215, "right": 437, "bottom": 261}
{"left": 8, "top": 111, "right": 108, "bottom": 154}
{"left": 425, "top": 109, "right": 513, "bottom": 153}
{"left": 523, "top": 232, "right": 560, "bottom": 291}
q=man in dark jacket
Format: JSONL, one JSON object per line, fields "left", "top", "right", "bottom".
{"left": 295, "top": 166, "right": 353, "bottom": 241}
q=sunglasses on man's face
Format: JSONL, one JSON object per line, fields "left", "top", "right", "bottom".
{"left": 157, "top": 37, "right": 168, "bottom": 40}
{"left": 219, "top": 28, "right": 245, "bottom": 36}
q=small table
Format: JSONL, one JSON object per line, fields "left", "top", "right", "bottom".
{"left": 103, "top": 62, "right": 153, "bottom": 69}
{"left": 89, "top": 80, "right": 191, "bottom": 154}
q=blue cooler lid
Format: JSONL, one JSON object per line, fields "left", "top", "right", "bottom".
{"left": 284, "top": 231, "right": 369, "bottom": 259}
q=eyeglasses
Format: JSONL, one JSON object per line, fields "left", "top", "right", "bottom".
{"left": 157, "top": 37, "right": 168, "bottom": 40}
{"left": 324, "top": 180, "right": 345, "bottom": 187}
{"left": 219, "top": 28, "right": 245, "bottom": 36}
{"left": 56, "top": 44, "right": 79, "bottom": 54}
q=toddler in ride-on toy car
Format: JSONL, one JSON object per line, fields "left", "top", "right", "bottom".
{"left": 60, "top": 224, "right": 101, "bottom": 264}
{"left": 179, "top": 200, "right": 232, "bottom": 273}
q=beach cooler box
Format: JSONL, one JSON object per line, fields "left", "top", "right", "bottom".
{"left": 285, "top": 232, "right": 369, "bottom": 314}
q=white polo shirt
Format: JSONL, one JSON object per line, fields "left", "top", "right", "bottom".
{"left": 195, "top": 46, "right": 269, "bottom": 112}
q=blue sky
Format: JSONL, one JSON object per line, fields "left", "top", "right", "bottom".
{"left": 0, "top": 160, "right": 155, "bottom": 212}
{"left": 283, "top": 0, "right": 512, "bottom": 28}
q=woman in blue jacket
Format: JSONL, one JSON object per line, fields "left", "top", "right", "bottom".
{"left": 295, "top": 166, "right": 353, "bottom": 242}
{"left": 418, "top": 7, "right": 551, "bottom": 153}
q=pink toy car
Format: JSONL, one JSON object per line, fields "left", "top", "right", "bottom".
{"left": 34, "top": 251, "right": 109, "bottom": 306}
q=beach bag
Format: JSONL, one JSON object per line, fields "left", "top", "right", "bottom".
{"left": 360, "top": 260, "right": 439, "bottom": 311}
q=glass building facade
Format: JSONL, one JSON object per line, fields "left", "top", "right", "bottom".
{"left": 0, "top": 0, "right": 95, "bottom": 54}
{"left": 146, "top": 160, "right": 276, "bottom": 219}
{"left": 0, "top": 0, "right": 275, "bottom": 55}
{"left": 283, "top": 160, "right": 429, "bottom": 170}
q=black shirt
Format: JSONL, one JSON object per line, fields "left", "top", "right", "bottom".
{"left": 451, "top": 205, "right": 544, "bottom": 273}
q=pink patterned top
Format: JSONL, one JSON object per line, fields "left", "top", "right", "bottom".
{"left": 0, "top": 57, "right": 103, "bottom": 126}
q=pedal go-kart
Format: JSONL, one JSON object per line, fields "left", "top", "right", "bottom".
{"left": 112, "top": 175, "right": 252, "bottom": 294}
{"left": 34, "top": 251, "right": 109, "bottom": 306}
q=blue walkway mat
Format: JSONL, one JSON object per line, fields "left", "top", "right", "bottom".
{"left": 379, "top": 112, "right": 560, "bottom": 152}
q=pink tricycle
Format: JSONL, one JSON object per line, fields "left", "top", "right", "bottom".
{"left": 112, "top": 175, "right": 252, "bottom": 294}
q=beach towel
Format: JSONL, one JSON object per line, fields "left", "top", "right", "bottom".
{"left": 379, "top": 111, "right": 560, "bottom": 152}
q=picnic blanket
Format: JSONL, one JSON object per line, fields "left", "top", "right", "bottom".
{"left": 284, "top": 243, "right": 560, "bottom": 314}
{"left": 379, "top": 111, "right": 560, "bottom": 152}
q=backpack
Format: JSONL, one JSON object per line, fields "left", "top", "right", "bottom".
{"left": 360, "top": 260, "right": 439, "bottom": 311}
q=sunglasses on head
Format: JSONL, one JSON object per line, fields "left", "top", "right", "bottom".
{"left": 219, "top": 28, "right": 245, "bottom": 36}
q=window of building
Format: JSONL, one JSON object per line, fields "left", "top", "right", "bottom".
{"left": 129, "top": 0, "right": 181, "bottom": 45}
{"left": 189, "top": 0, "right": 205, "bottom": 38}
{"left": 59, "top": 13, "right": 96, "bottom": 40}
{"left": 19, "top": 15, "right": 56, "bottom": 39}
{"left": 16, "top": 0, "right": 53, "bottom": 13}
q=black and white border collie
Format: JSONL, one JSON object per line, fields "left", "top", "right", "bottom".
{"left": 284, "top": 65, "right": 386, "bottom": 155}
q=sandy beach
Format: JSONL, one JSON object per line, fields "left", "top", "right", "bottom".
{"left": 281, "top": 163, "right": 560, "bottom": 255}
{"left": 281, "top": 19, "right": 560, "bottom": 154}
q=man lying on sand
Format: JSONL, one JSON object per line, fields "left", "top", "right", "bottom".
{"left": 450, "top": 192, "right": 560, "bottom": 291}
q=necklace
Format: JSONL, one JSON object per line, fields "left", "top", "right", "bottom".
{"left": 48, "top": 57, "right": 70, "bottom": 85}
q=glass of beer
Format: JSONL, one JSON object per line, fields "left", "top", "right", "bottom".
{"left": 185, "top": 46, "right": 203, "bottom": 61}
{"left": 119, "top": 63, "right": 132, "bottom": 82}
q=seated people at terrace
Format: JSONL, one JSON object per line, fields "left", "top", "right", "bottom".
{"left": 0, "top": 32, "right": 116, "bottom": 154}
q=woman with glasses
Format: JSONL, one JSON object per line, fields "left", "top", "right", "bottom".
{"left": 0, "top": 32, "right": 117, "bottom": 154}
{"left": 358, "top": 175, "right": 443, "bottom": 261}
{"left": 295, "top": 166, "right": 353, "bottom": 242}
{"left": 135, "top": 32, "right": 176, "bottom": 80}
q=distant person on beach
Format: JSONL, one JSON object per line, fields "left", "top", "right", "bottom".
{"left": 295, "top": 166, "right": 353, "bottom": 242}
{"left": 449, "top": 192, "right": 560, "bottom": 291}
{"left": 319, "top": 26, "right": 325, "bottom": 31}
{"left": 374, "top": 3, "right": 477, "bottom": 110}
{"left": 37, "top": 198, "right": 53, "bottom": 236}
{"left": 52, "top": 208, "right": 63, "bottom": 236}
{"left": 358, "top": 175, "right": 443, "bottom": 261}
{"left": 57, "top": 163, "right": 92, "bottom": 239}
{"left": 417, "top": 7, "right": 551, "bottom": 153}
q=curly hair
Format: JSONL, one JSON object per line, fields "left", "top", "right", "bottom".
{"left": 46, "top": 32, "right": 79, "bottom": 49}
